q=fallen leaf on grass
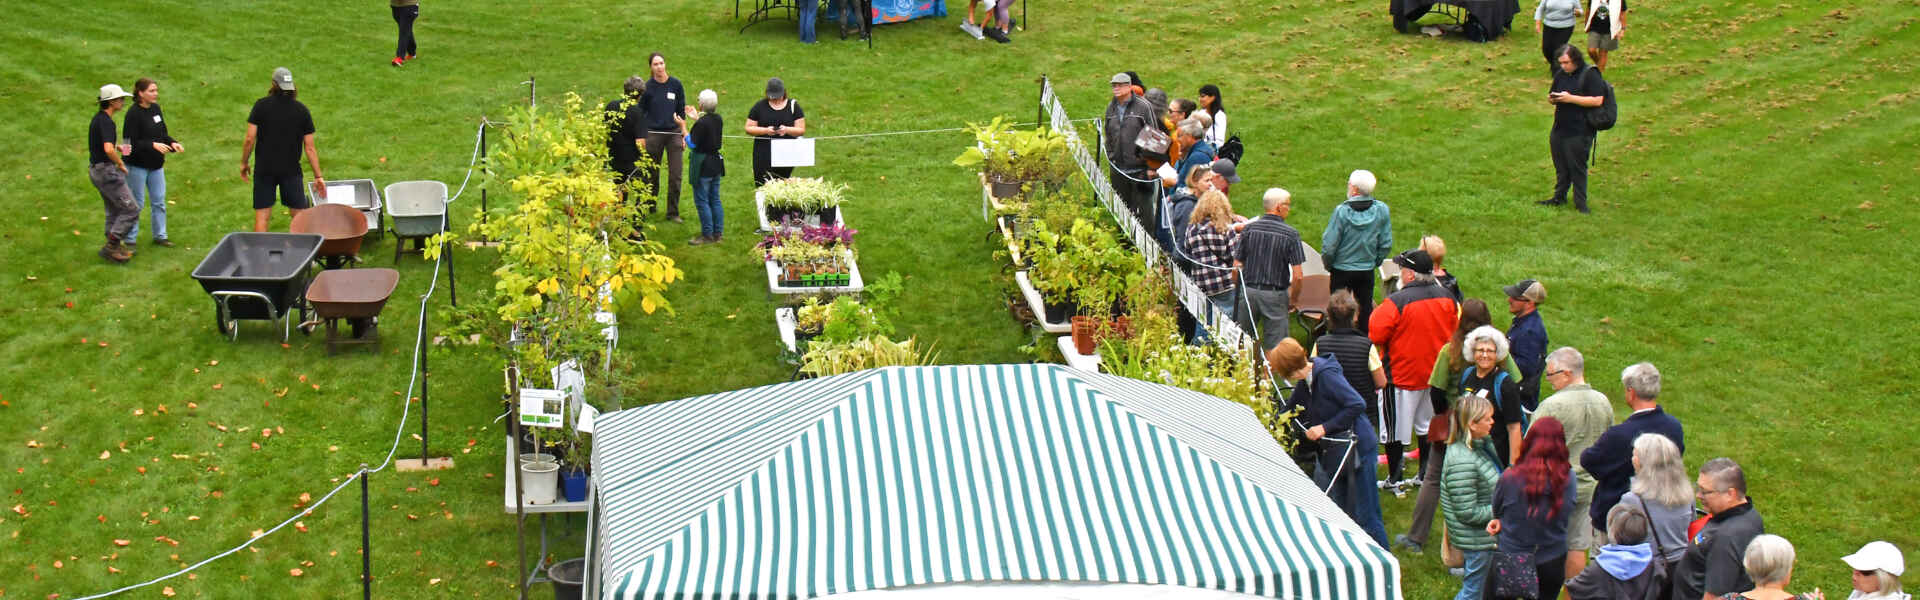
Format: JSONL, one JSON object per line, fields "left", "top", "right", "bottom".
{"left": 428, "top": 478, "right": 440, "bottom": 486}
{"left": 25, "top": 440, "right": 39, "bottom": 448}
{"left": 154, "top": 536, "right": 179, "bottom": 547}
{"left": 163, "top": 586, "right": 176, "bottom": 597}
{"left": 187, "top": 515, "right": 199, "bottom": 521}
{"left": 54, "top": 560, "right": 63, "bottom": 569}
{"left": 289, "top": 568, "right": 304, "bottom": 577}
{"left": 98, "top": 451, "right": 111, "bottom": 460}
{"left": 485, "top": 560, "right": 499, "bottom": 567}
{"left": 295, "top": 521, "right": 308, "bottom": 533}
{"left": 113, "top": 539, "right": 130, "bottom": 547}
{"left": 274, "top": 388, "right": 289, "bottom": 398}
{"left": 211, "top": 383, "right": 223, "bottom": 390}
{"left": 250, "top": 442, "right": 261, "bottom": 451}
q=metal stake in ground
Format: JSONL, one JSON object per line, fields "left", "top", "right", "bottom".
{"left": 395, "top": 288, "right": 454, "bottom": 472}
{"left": 360, "top": 464, "right": 372, "bottom": 600}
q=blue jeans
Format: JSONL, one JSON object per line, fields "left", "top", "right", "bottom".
{"left": 1193, "top": 288, "right": 1238, "bottom": 343}
{"left": 125, "top": 166, "right": 167, "bottom": 241}
{"left": 1456, "top": 549, "right": 1492, "bottom": 600}
{"left": 797, "top": 0, "right": 818, "bottom": 42}
{"left": 693, "top": 176, "right": 723, "bottom": 237}
{"left": 1318, "top": 422, "right": 1389, "bottom": 548}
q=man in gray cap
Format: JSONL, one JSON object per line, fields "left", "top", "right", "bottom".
{"left": 240, "top": 67, "right": 325, "bottom": 232}
{"left": 1208, "top": 158, "right": 1240, "bottom": 199}
{"left": 88, "top": 83, "right": 139, "bottom": 263}
{"left": 1102, "top": 72, "right": 1156, "bottom": 231}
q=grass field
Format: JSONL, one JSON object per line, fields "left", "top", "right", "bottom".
{"left": 2, "top": 0, "right": 1916, "bottom": 598}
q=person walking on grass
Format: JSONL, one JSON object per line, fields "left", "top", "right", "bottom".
{"left": 122, "top": 77, "right": 184, "bottom": 249}
{"left": 1321, "top": 169, "right": 1393, "bottom": 332}
{"left": 240, "top": 67, "right": 324, "bottom": 232}
{"left": 391, "top": 0, "right": 420, "bottom": 66}
{"left": 640, "top": 52, "right": 689, "bottom": 223}
{"left": 1103, "top": 72, "right": 1156, "bottom": 230}
{"left": 1535, "top": 0, "right": 1581, "bottom": 73}
{"left": 687, "top": 89, "right": 726, "bottom": 246}
{"left": 1529, "top": 346, "right": 1613, "bottom": 580}
{"left": 88, "top": 84, "right": 139, "bottom": 263}
{"left": 1584, "top": 0, "right": 1625, "bottom": 71}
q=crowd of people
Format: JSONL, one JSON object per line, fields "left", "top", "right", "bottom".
{"left": 1099, "top": 72, "right": 1902, "bottom": 600}
{"left": 85, "top": 67, "right": 328, "bottom": 263}
{"left": 600, "top": 58, "right": 817, "bottom": 246}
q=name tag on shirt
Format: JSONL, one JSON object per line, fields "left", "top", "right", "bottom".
{"left": 666, "top": 92, "right": 676, "bottom": 101}
{"left": 153, "top": 115, "right": 162, "bottom": 123}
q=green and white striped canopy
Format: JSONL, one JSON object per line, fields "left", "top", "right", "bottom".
{"left": 590, "top": 364, "right": 1400, "bottom": 600}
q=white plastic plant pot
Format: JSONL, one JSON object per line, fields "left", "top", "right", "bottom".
{"left": 520, "top": 458, "right": 561, "bottom": 505}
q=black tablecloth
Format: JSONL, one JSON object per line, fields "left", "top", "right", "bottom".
{"left": 1391, "top": 0, "right": 1522, "bottom": 39}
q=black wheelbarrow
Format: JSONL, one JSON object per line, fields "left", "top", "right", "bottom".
{"left": 190, "top": 233, "right": 323, "bottom": 341}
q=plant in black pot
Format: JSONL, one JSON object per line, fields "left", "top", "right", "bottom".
{"left": 953, "top": 116, "right": 1074, "bottom": 201}
{"left": 759, "top": 177, "right": 848, "bottom": 226}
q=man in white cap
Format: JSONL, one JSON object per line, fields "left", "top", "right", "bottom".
{"left": 88, "top": 83, "right": 139, "bottom": 263}
{"left": 1842, "top": 541, "right": 1906, "bottom": 600}
{"left": 240, "top": 67, "right": 325, "bottom": 232}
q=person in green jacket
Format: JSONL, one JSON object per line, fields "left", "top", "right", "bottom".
{"left": 1320, "top": 169, "right": 1393, "bottom": 331}
{"left": 1441, "top": 393, "right": 1501, "bottom": 600}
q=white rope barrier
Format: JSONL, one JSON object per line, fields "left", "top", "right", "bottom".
{"left": 70, "top": 120, "right": 485, "bottom": 600}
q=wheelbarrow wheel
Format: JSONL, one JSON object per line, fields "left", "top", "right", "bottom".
{"left": 214, "top": 300, "right": 237, "bottom": 341}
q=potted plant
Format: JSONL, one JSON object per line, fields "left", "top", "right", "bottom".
{"left": 759, "top": 177, "right": 849, "bottom": 226}
{"left": 560, "top": 430, "right": 591, "bottom": 503}
{"left": 953, "top": 116, "right": 1074, "bottom": 200}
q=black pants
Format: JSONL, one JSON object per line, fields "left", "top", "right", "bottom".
{"left": 1542, "top": 26, "right": 1573, "bottom": 71}
{"left": 1110, "top": 166, "right": 1154, "bottom": 233}
{"left": 392, "top": 5, "right": 419, "bottom": 58}
{"left": 1328, "top": 268, "right": 1376, "bottom": 332}
{"left": 1486, "top": 552, "right": 1567, "bottom": 600}
{"left": 1549, "top": 130, "right": 1593, "bottom": 210}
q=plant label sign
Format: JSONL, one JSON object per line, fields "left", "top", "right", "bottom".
{"left": 770, "top": 138, "right": 815, "bottom": 167}
{"left": 519, "top": 388, "right": 566, "bottom": 429}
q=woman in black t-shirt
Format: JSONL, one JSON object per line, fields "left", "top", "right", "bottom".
{"left": 1459, "top": 325, "right": 1525, "bottom": 468}
{"left": 1540, "top": 45, "right": 1607, "bottom": 214}
{"left": 744, "top": 77, "right": 806, "bottom": 186}
{"left": 122, "top": 78, "right": 184, "bottom": 247}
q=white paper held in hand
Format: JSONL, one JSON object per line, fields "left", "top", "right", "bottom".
{"left": 769, "top": 138, "right": 815, "bottom": 168}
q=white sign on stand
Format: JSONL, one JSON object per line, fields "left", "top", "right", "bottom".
{"left": 519, "top": 388, "right": 567, "bottom": 429}
{"left": 769, "top": 138, "right": 815, "bottom": 168}
{"left": 551, "top": 360, "right": 586, "bottom": 419}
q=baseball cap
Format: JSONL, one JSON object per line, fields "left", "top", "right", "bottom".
{"left": 1504, "top": 279, "right": 1546, "bottom": 303}
{"left": 1842, "top": 541, "right": 1905, "bottom": 576}
{"left": 1210, "top": 158, "right": 1240, "bottom": 184}
{"left": 1392, "top": 249, "right": 1433, "bottom": 275}
{"left": 765, "top": 77, "right": 786, "bottom": 100}
{"left": 97, "top": 84, "right": 133, "bottom": 102}
{"left": 1109, "top": 72, "right": 1131, "bottom": 85}
{"left": 272, "top": 67, "right": 295, "bottom": 91}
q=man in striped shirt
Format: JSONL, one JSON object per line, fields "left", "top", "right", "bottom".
{"left": 1232, "top": 187, "right": 1305, "bottom": 353}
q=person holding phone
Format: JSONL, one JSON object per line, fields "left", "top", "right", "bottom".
{"left": 1540, "top": 45, "right": 1607, "bottom": 214}
{"left": 745, "top": 77, "right": 806, "bottom": 186}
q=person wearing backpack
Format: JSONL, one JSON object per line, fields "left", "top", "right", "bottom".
{"left": 1539, "top": 44, "right": 1611, "bottom": 214}
{"left": 1458, "top": 326, "right": 1526, "bottom": 468}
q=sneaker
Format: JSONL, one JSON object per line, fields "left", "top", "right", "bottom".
{"left": 1448, "top": 567, "right": 1466, "bottom": 578}
{"left": 984, "top": 27, "right": 1011, "bottom": 43}
{"left": 152, "top": 238, "right": 174, "bottom": 248}
{"left": 1378, "top": 479, "right": 1396, "bottom": 490}
{"left": 391, "top": 57, "right": 405, "bottom": 67}
{"left": 687, "top": 235, "right": 710, "bottom": 246}
{"left": 1392, "top": 534, "right": 1424, "bottom": 554}
{"left": 406, "top": 53, "right": 416, "bottom": 61}
{"left": 1536, "top": 198, "right": 1565, "bottom": 206}
{"left": 959, "top": 22, "right": 984, "bottom": 40}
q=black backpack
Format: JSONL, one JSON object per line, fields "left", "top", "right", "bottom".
{"left": 1216, "top": 134, "right": 1245, "bottom": 165}
{"left": 1584, "top": 66, "right": 1618, "bottom": 131}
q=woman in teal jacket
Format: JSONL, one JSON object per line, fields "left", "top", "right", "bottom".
{"left": 1441, "top": 393, "right": 1501, "bottom": 600}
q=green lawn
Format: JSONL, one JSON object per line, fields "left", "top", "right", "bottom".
{"left": 2, "top": 0, "right": 1915, "bottom": 598}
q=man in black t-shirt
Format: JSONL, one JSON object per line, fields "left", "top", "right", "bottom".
{"left": 1538, "top": 46, "right": 1608, "bottom": 214}
{"left": 240, "top": 67, "right": 325, "bottom": 232}
{"left": 88, "top": 84, "right": 139, "bottom": 263}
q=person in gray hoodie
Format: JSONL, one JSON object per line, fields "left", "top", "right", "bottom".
{"left": 1566, "top": 502, "right": 1667, "bottom": 600}
{"left": 1321, "top": 169, "right": 1393, "bottom": 332}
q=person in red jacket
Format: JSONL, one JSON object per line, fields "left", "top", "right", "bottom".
{"left": 1369, "top": 248, "right": 1461, "bottom": 487}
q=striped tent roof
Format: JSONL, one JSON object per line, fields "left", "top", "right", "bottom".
{"left": 591, "top": 364, "right": 1400, "bottom": 600}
